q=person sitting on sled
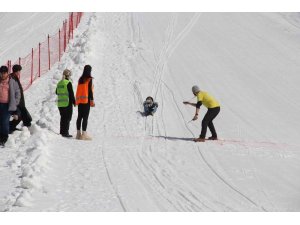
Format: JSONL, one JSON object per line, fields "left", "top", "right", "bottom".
{"left": 143, "top": 96, "right": 158, "bottom": 116}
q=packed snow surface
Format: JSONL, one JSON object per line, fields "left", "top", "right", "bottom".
{"left": 1, "top": 12, "right": 300, "bottom": 211}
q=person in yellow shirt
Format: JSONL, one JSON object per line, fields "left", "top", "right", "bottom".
{"left": 183, "top": 85, "right": 220, "bottom": 142}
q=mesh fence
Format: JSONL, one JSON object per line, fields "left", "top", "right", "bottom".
{"left": 4, "top": 12, "right": 83, "bottom": 91}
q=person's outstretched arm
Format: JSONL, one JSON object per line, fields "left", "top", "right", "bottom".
{"left": 183, "top": 101, "right": 197, "bottom": 107}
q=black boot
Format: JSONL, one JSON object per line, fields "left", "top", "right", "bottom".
{"left": 0, "top": 135, "right": 8, "bottom": 145}
{"left": 62, "top": 133, "right": 73, "bottom": 138}
{"left": 208, "top": 136, "right": 218, "bottom": 140}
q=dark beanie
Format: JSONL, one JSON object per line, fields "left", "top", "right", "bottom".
{"left": 146, "top": 96, "right": 154, "bottom": 102}
{"left": 0, "top": 66, "right": 8, "bottom": 73}
{"left": 83, "top": 65, "right": 92, "bottom": 75}
{"left": 12, "top": 64, "right": 22, "bottom": 73}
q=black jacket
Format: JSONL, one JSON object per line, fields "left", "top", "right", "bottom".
{"left": 143, "top": 101, "right": 158, "bottom": 111}
{"left": 67, "top": 82, "right": 76, "bottom": 106}
{"left": 88, "top": 79, "right": 94, "bottom": 102}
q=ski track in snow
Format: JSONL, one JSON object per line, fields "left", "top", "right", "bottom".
{"left": 126, "top": 13, "right": 214, "bottom": 211}
{"left": 125, "top": 13, "right": 262, "bottom": 211}
{"left": 139, "top": 13, "right": 261, "bottom": 210}
{"left": 1, "top": 12, "right": 300, "bottom": 211}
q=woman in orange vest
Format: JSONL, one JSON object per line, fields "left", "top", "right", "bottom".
{"left": 75, "top": 65, "right": 95, "bottom": 140}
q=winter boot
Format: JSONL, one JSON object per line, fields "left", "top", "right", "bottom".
{"left": 193, "top": 138, "right": 205, "bottom": 142}
{"left": 62, "top": 133, "right": 73, "bottom": 138}
{"left": 76, "top": 130, "right": 82, "bottom": 140}
{"left": 81, "top": 131, "right": 92, "bottom": 140}
{"left": 208, "top": 136, "right": 218, "bottom": 140}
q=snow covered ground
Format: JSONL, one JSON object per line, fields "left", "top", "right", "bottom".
{"left": 1, "top": 12, "right": 300, "bottom": 211}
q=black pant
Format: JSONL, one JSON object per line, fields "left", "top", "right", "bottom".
{"left": 9, "top": 106, "right": 32, "bottom": 133}
{"left": 76, "top": 104, "right": 90, "bottom": 131}
{"left": 58, "top": 105, "right": 73, "bottom": 135}
{"left": 0, "top": 103, "right": 10, "bottom": 144}
{"left": 9, "top": 119, "right": 21, "bottom": 133}
{"left": 200, "top": 107, "right": 220, "bottom": 139}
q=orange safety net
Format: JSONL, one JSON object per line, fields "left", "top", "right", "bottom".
{"left": 4, "top": 12, "right": 83, "bottom": 91}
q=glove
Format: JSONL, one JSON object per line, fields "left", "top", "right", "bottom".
{"left": 90, "top": 100, "right": 95, "bottom": 107}
{"left": 192, "top": 115, "right": 198, "bottom": 121}
{"left": 13, "top": 114, "right": 19, "bottom": 120}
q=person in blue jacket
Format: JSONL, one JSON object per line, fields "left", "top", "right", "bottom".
{"left": 143, "top": 96, "right": 158, "bottom": 116}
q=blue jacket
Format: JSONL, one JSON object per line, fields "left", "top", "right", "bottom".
{"left": 143, "top": 101, "right": 158, "bottom": 112}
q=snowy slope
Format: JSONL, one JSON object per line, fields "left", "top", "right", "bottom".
{"left": 1, "top": 12, "right": 300, "bottom": 211}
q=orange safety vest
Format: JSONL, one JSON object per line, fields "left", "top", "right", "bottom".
{"left": 75, "top": 78, "right": 93, "bottom": 105}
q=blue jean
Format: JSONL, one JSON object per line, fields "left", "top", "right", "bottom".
{"left": 0, "top": 103, "right": 10, "bottom": 143}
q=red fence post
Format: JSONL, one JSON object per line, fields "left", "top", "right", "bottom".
{"left": 68, "top": 14, "right": 71, "bottom": 42}
{"left": 39, "top": 43, "right": 41, "bottom": 77}
{"left": 7, "top": 60, "right": 11, "bottom": 73}
{"left": 78, "top": 13, "right": 80, "bottom": 27}
{"left": 59, "top": 29, "right": 61, "bottom": 62}
{"left": 18, "top": 58, "right": 21, "bottom": 79}
{"left": 48, "top": 34, "right": 50, "bottom": 70}
{"left": 71, "top": 12, "right": 74, "bottom": 39}
{"left": 31, "top": 48, "right": 33, "bottom": 84}
{"left": 76, "top": 13, "right": 79, "bottom": 28}
{"left": 68, "top": 14, "right": 70, "bottom": 42}
{"left": 64, "top": 21, "right": 67, "bottom": 50}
